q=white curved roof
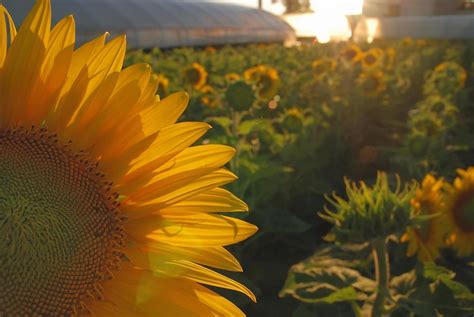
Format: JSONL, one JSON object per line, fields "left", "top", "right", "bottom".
{"left": 3, "top": 0, "right": 296, "bottom": 48}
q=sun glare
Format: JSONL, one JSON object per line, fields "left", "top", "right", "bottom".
{"left": 312, "top": 0, "right": 364, "bottom": 15}
{"left": 283, "top": 0, "right": 364, "bottom": 42}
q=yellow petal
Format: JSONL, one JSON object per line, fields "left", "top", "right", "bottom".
{"left": 193, "top": 285, "right": 245, "bottom": 317}
{"left": 117, "top": 122, "right": 211, "bottom": 194}
{"left": 99, "top": 265, "right": 216, "bottom": 317}
{"left": 64, "top": 32, "right": 107, "bottom": 94}
{"left": 0, "top": 0, "right": 50, "bottom": 126}
{"left": 41, "top": 15, "right": 75, "bottom": 84}
{"left": 83, "top": 34, "right": 126, "bottom": 99}
{"left": 27, "top": 15, "right": 75, "bottom": 123}
{"left": 0, "top": 5, "right": 17, "bottom": 67}
{"left": 156, "top": 260, "right": 256, "bottom": 302}
{"left": 68, "top": 71, "right": 119, "bottom": 132}
{"left": 126, "top": 243, "right": 242, "bottom": 272}
{"left": 140, "top": 92, "right": 189, "bottom": 136}
{"left": 100, "top": 132, "right": 158, "bottom": 182}
{"left": 128, "top": 212, "right": 257, "bottom": 247}
{"left": 160, "top": 187, "right": 248, "bottom": 214}
{"left": 129, "top": 168, "right": 237, "bottom": 207}
{"left": 148, "top": 144, "right": 235, "bottom": 184}
{"left": 48, "top": 66, "right": 90, "bottom": 133}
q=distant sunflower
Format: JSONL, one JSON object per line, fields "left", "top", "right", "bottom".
{"left": 340, "top": 44, "right": 362, "bottom": 64}
{"left": 225, "top": 72, "right": 241, "bottom": 83}
{"left": 281, "top": 108, "right": 304, "bottom": 133}
{"left": 358, "top": 71, "right": 386, "bottom": 96}
{"left": 311, "top": 58, "right": 336, "bottom": 80}
{"left": 385, "top": 47, "right": 396, "bottom": 69}
{"left": 402, "top": 37, "right": 414, "bottom": 47}
{"left": 361, "top": 48, "right": 383, "bottom": 68}
{"left": 434, "top": 62, "right": 467, "bottom": 89}
{"left": 200, "top": 85, "right": 220, "bottom": 109}
{"left": 183, "top": 62, "right": 208, "bottom": 89}
{"left": 401, "top": 175, "right": 446, "bottom": 262}
{"left": 156, "top": 73, "right": 169, "bottom": 97}
{"left": 0, "top": 1, "right": 256, "bottom": 316}
{"left": 204, "top": 46, "right": 216, "bottom": 54}
{"left": 244, "top": 65, "right": 280, "bottom": 100}
{"left": 444, "top": 167, "right": 474, "bottom": 256}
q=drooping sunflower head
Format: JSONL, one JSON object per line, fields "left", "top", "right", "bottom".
{"left": 361, "top": 48, "right": 383, "bottom": 68}
{"left": 357, "top": 70, "right": 386, "bottom": 96}
{"left": 0, "top": 1, "right": 257, "bottom": 315}
{"left": 156, "top": 73, "right": 169, "bottom": 97}
{"left": 401, "top": 174, "right": 447, "bottom": 262}
{"left": 183, "top": 62, "right": 208, "bottom": 89}
{"left": 340, "top": 44, "right": 362, "bottom": 63}
{"left": 444, "top": 167, "right": 474, "bottom": 256}
{"left": 312, "top": 58, "right": 336, "bottom": 79}
{"left": 244, "top": 65, "right": 280, "bottom": 100}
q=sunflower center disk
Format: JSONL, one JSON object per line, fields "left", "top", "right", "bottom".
{"left": 0, "top": 129, "right": 121, "bottom": 316}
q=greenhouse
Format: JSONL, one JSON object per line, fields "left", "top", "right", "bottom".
{"left": 3, "top": 0, "right": 296, "bottom": 48}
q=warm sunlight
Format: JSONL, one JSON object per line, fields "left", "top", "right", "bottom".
{"left": 283, "top": 0, "right": 365, "bottom": 42}
{"left": 312, "top": 0, "right": 364, "bottom": 15}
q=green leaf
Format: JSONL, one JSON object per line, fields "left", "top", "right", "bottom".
{"left": 280, "top": 244, "right": 375, "bottom": 305}
{"left": 423, "top": 262, "right": 455, "bottom": 281}
{"left": 390, "top": 270, "right": 417, "bottom": 297}
{"left": 238, "top": 118, "right": 271, "bottom": 135}
{"left": 207, "top": 116, "right": 232, "bottom": 134}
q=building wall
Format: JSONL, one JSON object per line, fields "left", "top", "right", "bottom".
{"left": 364, "top": 0, "right": 465, "bottom": 17}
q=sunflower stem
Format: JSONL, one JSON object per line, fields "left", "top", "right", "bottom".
{"left": 371, "top": 237, "right": 390, "bottom": 317}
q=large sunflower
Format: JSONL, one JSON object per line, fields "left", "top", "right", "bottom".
{"left": 444, "top": 167, "right": 474, "bottom": 256}
{"left": 0, "top": 1, "right": 257, "bottom": 316}
{"left": 401, "top": 175, "right": 446, "bottom": 262}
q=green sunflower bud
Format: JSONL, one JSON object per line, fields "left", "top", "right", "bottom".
{"left": 319, "top": 172, "right": 417, "bottom": 244}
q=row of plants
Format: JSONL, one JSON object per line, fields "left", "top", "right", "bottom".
{"left": 125, "top": 39, "right": 474, "bottom": 316}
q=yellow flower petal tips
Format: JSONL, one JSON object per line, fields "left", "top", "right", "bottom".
{"left": 444, "top": 167, "right": 474, "bottom": 256}
{"left": 0, "top": 1, "right": 257, "bottom": 315}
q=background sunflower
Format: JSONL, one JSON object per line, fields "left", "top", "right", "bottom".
{"left": 401, "top": 174, "right": 447, "bottom": 261}
{"left": 444, "top": 167, "right": 474, "bottom": 256}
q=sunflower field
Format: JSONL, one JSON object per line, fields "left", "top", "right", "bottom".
{"left": 126, "top": 40, "right": 474, "bottom": 316}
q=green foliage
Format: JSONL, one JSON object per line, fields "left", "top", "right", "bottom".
{"left": 126, "top": 39, "right": 474, "bottom": 316}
